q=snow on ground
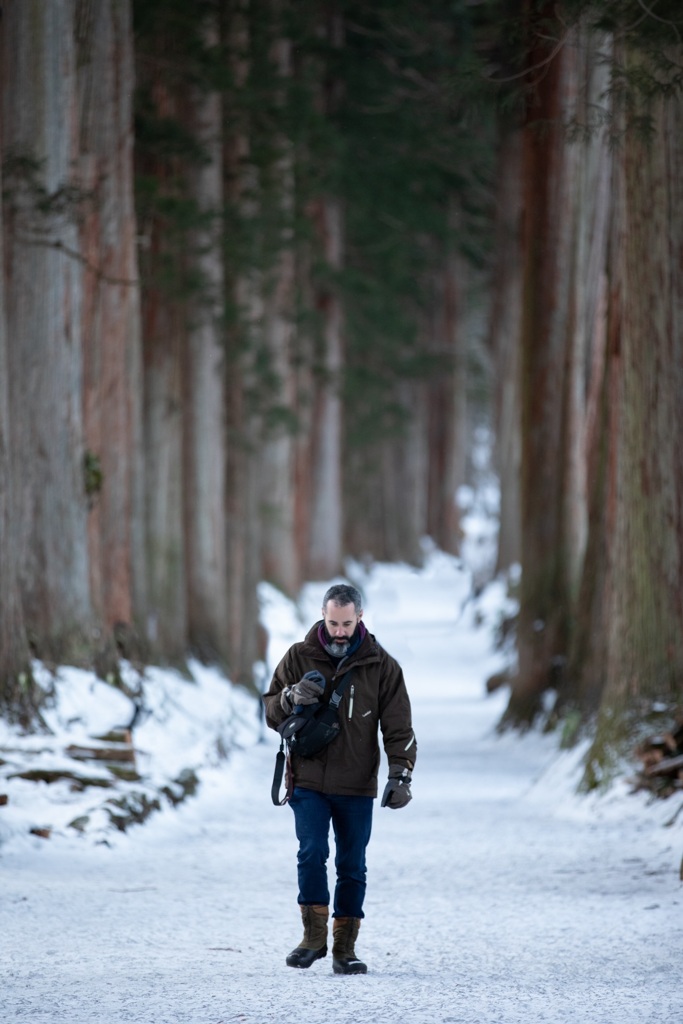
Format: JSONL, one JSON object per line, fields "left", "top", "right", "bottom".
{"left": 0, "top": 660, "right": 258, "bottom": 844}
{"left": 2, "top": 550, "right": 681, "bottom": 1024}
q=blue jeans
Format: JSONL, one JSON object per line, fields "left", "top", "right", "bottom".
{"left": 289, "top": 787, "right": 374, "bottom": 918}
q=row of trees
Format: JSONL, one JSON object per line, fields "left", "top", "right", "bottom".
{"left": 1, "top": 0, "right": 487, "bottom": 712}
{"left": 492, "top": 1, "right": 683, "bottom": 781}
{"left": 1, "top": 0, "right": 681, "bottom": 782}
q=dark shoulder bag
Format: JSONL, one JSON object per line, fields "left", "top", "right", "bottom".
{"left": 271, "top": 670, "right": 353, "bottom": 806}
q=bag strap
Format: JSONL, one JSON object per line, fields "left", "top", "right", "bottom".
{"left": 328, "top": 668, "right": 354, "bottom": 710}
{"left": 271, "top": 739, "right": 292, "bottom": 806}
{"left": 271, "top": 668, "right": 354, "bottom": 806}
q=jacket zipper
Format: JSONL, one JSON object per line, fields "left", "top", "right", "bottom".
{"left": 348, "top": 685, "right": 355, "bottom": 720}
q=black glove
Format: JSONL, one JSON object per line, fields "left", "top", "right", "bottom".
{"left": 282, "top": 670, "right": 326, "bottom": 710}
{"left": 381, "top": 764, "right": 412, "bottom": 809}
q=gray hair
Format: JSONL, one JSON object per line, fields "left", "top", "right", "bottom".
{"left": 322, "top": 583, "right": 363, "bottom": 614}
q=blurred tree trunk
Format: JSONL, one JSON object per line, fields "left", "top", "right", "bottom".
{"left": 427, "top": 219, "right": 468, "bottom": 556}
{"left": 554, "top": 32, "right": 613, "bottom": 720}
{"left": 77, "top": 0, "right": 146, "bottom": 668}
{"left": 489, "top": 123, "right": 523, "bottom": 575}
{"left": 292, "top": 238, "right": 322, "bottom": 580}
{"left": 135, "top": 56, "right": 188, "bottom": 663}
{"left": 580, "top": 52, "right": 683, "bottom": 783}
{"left": 141, "top": 299, "right": 186, "bottom": 662}
{"left": 561, "top": 35, "right": 612, "bottom": 611}
{"left": 224, "top": 0, "right": 266, "bottom": 683}
{"left": 182, "top": 12, "right": 230, "bottom": 662}
{"left": 307, "top": 193, "right": 345, "bottom": 579}
{"left": 260, "top": 19, "right": 299, "bottom": 596}
{"left": 0, "top": 152, "right": 33, "bottom": 718}
{"left": 505, "top": 11, "right": 580, "bottom": 724}
{"left": 1, "top": 0, "right": 93, "bottom": 663}
{"left": 305, "top": 6, "right": 345, "bottom": 582}
{"left": 388, "top": 381, "right": 429, "bottom": 565}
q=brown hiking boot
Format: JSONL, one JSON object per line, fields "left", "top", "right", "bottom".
{"left": 331, "top": 916, "right": 367, "bottom": 974}
{"left": 285, "top": 904, "right": 329, "bottom": 968}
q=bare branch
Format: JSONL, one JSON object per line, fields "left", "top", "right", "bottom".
{"left": 635, "top": 0, "right": 683, "bottom": 44}
{"left": 15, "top": 233, "right": 139, "bottom": 287}
{"left": 483, "top": 31, "right": 570, "bottom": 85}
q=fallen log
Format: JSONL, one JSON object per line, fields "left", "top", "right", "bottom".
{"left": 93, "top": 729, "right": 133, "bottom": 745}
{"left": 9, "top": 768, "right": 114, "bottom": 789}
{"left": 633, "top": 712, "right": 683, "bottom": 797}
{"left": 66, "top": 743, "right": 136, "bottom": 764}
{"left": 29, "top": 827, "right": 52, "bottom": 839}
{"left": 646, "top": 753, "right": 683, "bottom": 777}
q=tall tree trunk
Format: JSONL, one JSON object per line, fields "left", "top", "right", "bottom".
{"left": 141, "top": 295, "right": 187, "bottom": 662}
{"left": 307, "top": 194, "right": 344, "bottom": 580}
{"left": 389, "top": 380, "right": 429, "bottom": 565}
{"left": 582, "top": 55, "right": 683, "bottom": 782}
{"left": 182, "top": 13, "right": 229, "bottom": 661}
{"left": 224, "top": 0, "right": 267, "bottom": 683}
{"left": 556, "top": 31, "right": 614, "bottom": 720}
{"left": 77, "top": 0, "right": 145, "bottom": 667}
{"left": 489, "top": 124, "right": 523, "bottom": 575}
{"left": 560, "top": 35, "right": 612, "bottom": 608}
{"left": 427, "top": 223, "right": 468, "bottom": 556}
{"left": 506, "top": 11, "right": 580, "bottom": 723}
{"left": 0, "top": 147, "right": 33, "bottom": 718}
{"left": 302, "top": 5, "right": 345, "bottom": 581}
{"left": 260, "top": 24, "right": 299, "bottom": 596}
{"left": 134, "top": 16, "right": 199, "bottom": 665}
{"left": 2, "top": 0, "right": 93, "bottom": 663}
{"left": 225, "top": 394, "right": 263, "bottom": 684}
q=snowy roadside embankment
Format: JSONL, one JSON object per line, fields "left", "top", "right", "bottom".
{"left": 0, "top": 659, "right": 259, "bottom": 848}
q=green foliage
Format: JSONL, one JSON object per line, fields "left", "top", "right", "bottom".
{"left": 559, "top": 708, "right": 583, "bottom": 749}
{"left": 579, "top": 697, "right": 682, "bottom": 792}
{"left": 474, "top": 2, "right": 683, "bottom": 144}
{"left": 320, "top": 1, "right": 497, "bottom": 445}
{"left": 83, "top": 451, "right": 104, "bottom": 500}
{"left": 133, "top": 0, "right": 237, "bottom": 300}
{"left": 2, "top": 150, "right": 92, "bottom": 225}
{"left": 131, "top": 0, "right": 683, "bottom": 393}
{"left": 0, "top": 667, "right": 48, "bottom": 731}
{"left": 131, "top": 0, "right": 499, "bottom": 444}
{"left": 130, "top": 0, "right": 683, "bottom": 458}
{"left": 567, "top": 0, "right": 683, "bottom": 48}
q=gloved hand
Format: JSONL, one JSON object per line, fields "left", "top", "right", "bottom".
{"left": 280, "top": 670, "right": 326, "bottom": 711}
{"left": 381, "top": 764, "right": 412, "bottom": 809}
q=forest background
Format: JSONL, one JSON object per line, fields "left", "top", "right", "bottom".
{"left": 1, "top": 0, "right": 682, "bottom": 789}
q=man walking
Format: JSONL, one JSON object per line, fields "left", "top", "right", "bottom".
{"left": 263, "top": 583, "right": 416, "bottom": 974}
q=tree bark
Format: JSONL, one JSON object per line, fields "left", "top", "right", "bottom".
{"left": 2, "top": 0, "right": 93, "bottom": 663}
{"left": 307, "top": 194, "right": 345, "bottom": 580}
{"left": 489, "top": 124, "right": 523, "bottom": 575}
{"left": 259, "top": 23, "right": 299, "bottom": 596}
{"left": 555, "top": 31, "right": 613, "bottom": 720}
{"left": 182, "top": 12, "right": 230, "bottom": 661}
{"left": 582, "top": 54, "right": 683, "bottom": 781}
{"left": 77, "top": 0, "right": 145, "bottom": 665}
{"left": 141, "top": 295, "right": 187, "bottom": 662}
{"left": 506, "top": 11, "right": 580, "bottom": 723}
{"left": 224, "top": 0, "right": 268, "bottom": 683}
{"left": 427, "top": 219, "right": 468, "bottom": 556}
{"left": 0, "top": 137, "right": 32, "bottom": 718}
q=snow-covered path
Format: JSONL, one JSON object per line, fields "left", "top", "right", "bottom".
{"left": 3, "top": 558, "right": 681, "bottom": 1024}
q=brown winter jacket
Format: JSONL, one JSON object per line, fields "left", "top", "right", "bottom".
{"left": 263, "top": 622, "right": 416, "bottom": 798}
